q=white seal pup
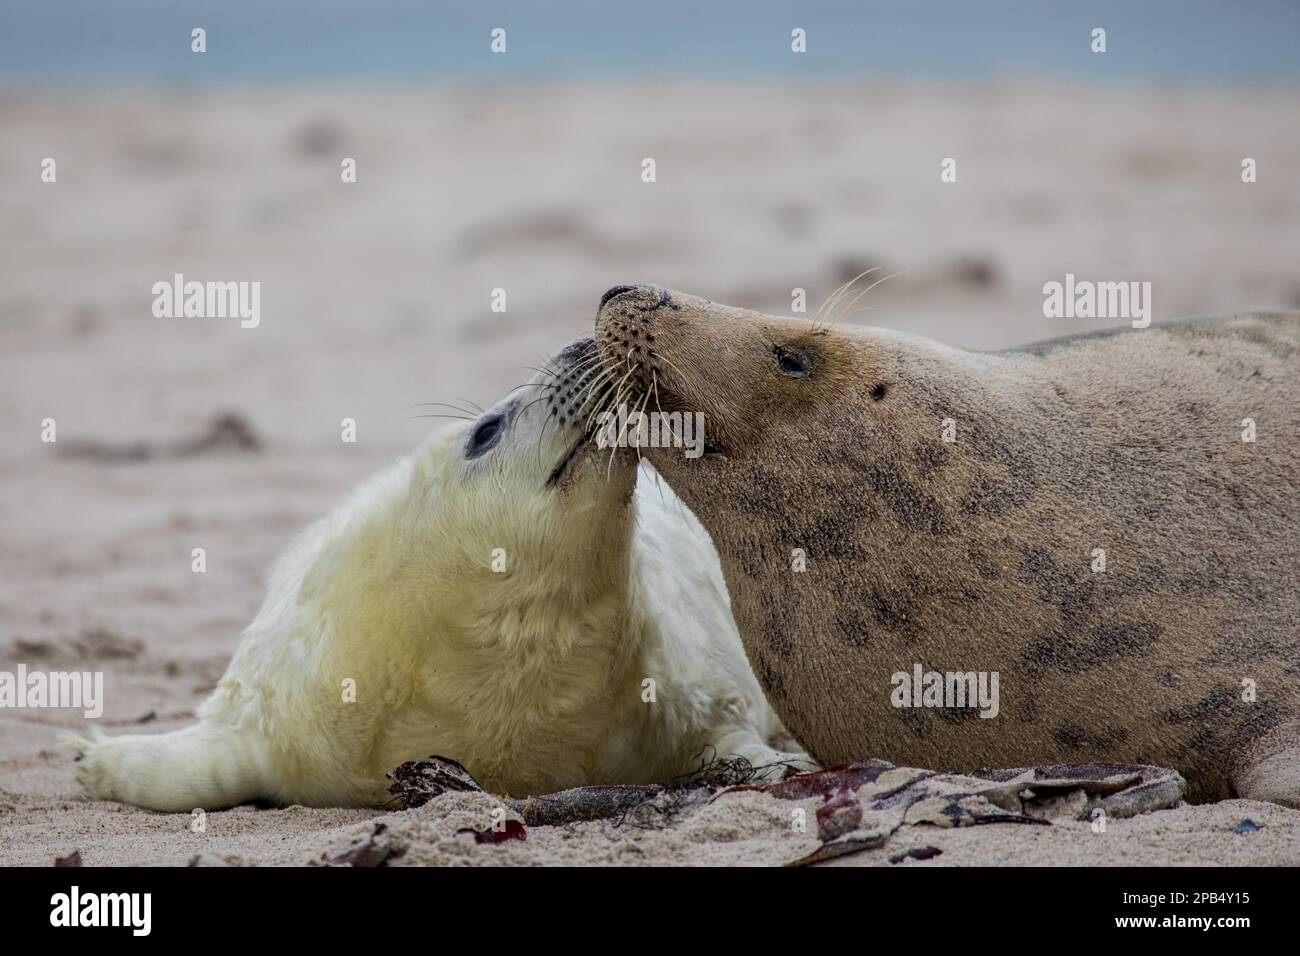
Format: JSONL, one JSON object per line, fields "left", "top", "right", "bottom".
{"left": 70, "top": 337, "right": 807, "bottom": 811}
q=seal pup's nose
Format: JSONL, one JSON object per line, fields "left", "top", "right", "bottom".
{"left": 557, "top": 336, "right": 597, "bottom": 365}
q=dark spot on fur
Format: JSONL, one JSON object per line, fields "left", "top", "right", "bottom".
{"left": 961, "top": 470, "right": 1035, "bottom": 517}
{"left": 755, "top": 654, "right": 786, "bottom": 700}
{"left": 1230, "top": 701, "right": 1292, "bottom": 749}
{"left": 870, "top": 590, "right": 916, "bottom": 635}
{"left": 1023, "top": 618, "right": 1161, "bottom": 673}
{"left": 966, "top": 546, "right": 1002, "bottom": 580}
{"left": 835, "top": 611, "right": 872, "bottom": 649}
{"left": 896, "top": 705, "right": 930, "bottom": 739}
{"left": 1162, "top": 687, "right": 1237, "bottom": 726}
{"left": 1017, "top": 692, "right": 1042, "bottom": 724}
{"left": 862, "top": 465, "right": 953, "bottom": 535}
{"left": 871, "top": 383, "right": 888, "bottom": 401}
{"left": 1054, "top": 723, "right": 1130, "bottom": 749}
{"left": 1054, "top": 724, "right": 1087, "bottom": 748}
{"left": 758, "top": 588, "right": 795, "bottom": 659}
{"left": 1017, "top": 548, "right": 1098, "bottom": 632}
{"left": 1203, "top": 628, "right": 1289, "bottom": 667}
{"left": 912, "top": 439, "right": 952, "bottom": 477}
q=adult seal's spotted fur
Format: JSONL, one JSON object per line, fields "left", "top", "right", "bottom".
{"left": 593, "top": 283, "right": 1300, "bottom": 806}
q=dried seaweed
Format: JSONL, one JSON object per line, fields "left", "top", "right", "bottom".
{"left": 383, "top": 753, "right": 1187, "bottom": 865}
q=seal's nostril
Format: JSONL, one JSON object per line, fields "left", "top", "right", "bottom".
{"left": 600, "top": 285, "right": 638, "bottom": 309}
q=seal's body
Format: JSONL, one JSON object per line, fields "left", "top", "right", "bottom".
{"left": 72, "top": 339, "right": 803, "bottom": 811}
{"left": 594, "top": 285, "right": 1300, "bottom": 805}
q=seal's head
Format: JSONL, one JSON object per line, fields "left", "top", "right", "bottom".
{"left": 410, "top": 334, "right": 639, "bottom": 608}
{"left": 289, "top": 334, "right": 644, "bottom": 794}
{"left": 592, "top": 284, "right": 902, "bottom": 478}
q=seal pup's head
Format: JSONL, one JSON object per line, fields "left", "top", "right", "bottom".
{"left": 408, "top": 335, "right": 640, "bottom": 610}
{"left": 305, "top": 335, "right": 647, "bottom": 793}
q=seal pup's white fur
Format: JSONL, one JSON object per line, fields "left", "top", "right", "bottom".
{"left": 70, "top": 339, "right": 806, "bottom": 811}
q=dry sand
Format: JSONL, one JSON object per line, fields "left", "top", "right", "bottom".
{"left": 2, "top": 82, "right": 1299, "bottom": 865}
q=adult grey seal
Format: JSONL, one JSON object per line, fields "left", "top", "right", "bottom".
{"left": 592, "top": 283, "right": 1300, "bottom": 806}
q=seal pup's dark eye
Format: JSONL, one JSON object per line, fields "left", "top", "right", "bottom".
{"left": 774, "top": 345, "right": 811, "bottom": 379}
{"left": 466, "top": 414, "right": 505, "bottom": 458}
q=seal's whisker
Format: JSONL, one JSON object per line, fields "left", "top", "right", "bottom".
{"left": 598, "top": 384, "right": 634, "bottom": 447}
{"left": 404, "top": 400, "right": 496, "bottom": 416}
{"left": 534, "top": 395, "right": 559, "bottom": 472}
{"left": 631, "top": 388, "right": 652, "bottom": 465}
{"left": 517, "top": 393, "right": 555, "bottom": 417}
{"left": 829, "top": 270, "right": 905, "bottom": 328}
{"left": 604, "top": 363, "right": 640, "bottom": 415}
{"left": 813, "top": 267, "right": 880, "bottom": 327}
{"left": 522, "top": 364, "right": 564, "bottom": 384}
{"left": 503, "top": 382, "right": 557, "bottom": 395}
{"left": 583, "top": 382, "right": 615, "bottom": 434}
{"left": 565, "top": 354, "right": 605, "bottom": 378}
{"left": 578, "top": 367, "right": 618, "bottom": 425}
{"left": 652, "top": 350, "right": 691, "bottom": 386}
{"left": 585, "top": 388, "right": 619, "bottom": 438}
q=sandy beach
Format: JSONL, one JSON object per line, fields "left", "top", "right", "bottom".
{"left": 2, "top": 82, "right": 1299, "bottom": 866}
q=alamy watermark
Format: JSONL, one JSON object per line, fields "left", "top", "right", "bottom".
{"left": 1043, "top": 273, "right": 1151, "bottom": 329}
{"left": 50, "top": 886, "right": 150, "bottom": 936}
{"left": 0, "top": 664, "right": 103, "bottom": 718}
{"left": 152, "top": 273, "right": 260, "bottom": 328}
{"left": 594, "top": 404, "right": 706, "bottom": 459}
{"left": 890, "top": 663, "right": 999, "bottom": 719}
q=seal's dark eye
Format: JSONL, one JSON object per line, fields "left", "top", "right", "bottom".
{"left": 466, "top": 414, "right": 505, "bottom": 458}
{"left": 774, "top": 345, "right": 810, "bottom": 379}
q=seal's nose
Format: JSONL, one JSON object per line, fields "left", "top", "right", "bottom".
{"left": 599, "top": 285, "right": 639, "bottom": 309}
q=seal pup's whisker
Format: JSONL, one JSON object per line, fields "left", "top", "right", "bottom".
{"left": 578, "top": 375, "right": 618, "bottom": 432}
{"left": 516, "top": 393, "right": 555, "bottom": 417}
{"left": 580, "top": 369, "right": 617, "bottom": 433}
{"left": 405, "top": 400, "right": 484, "bottom": 415}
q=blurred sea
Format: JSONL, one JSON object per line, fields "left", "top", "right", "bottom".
{"left": 2, "top": 0, "right": 1299, "bottom": 89}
